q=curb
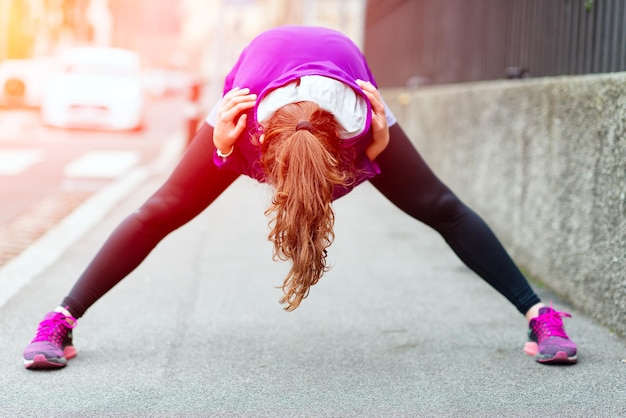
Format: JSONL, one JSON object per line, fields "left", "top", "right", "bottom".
{"left": 0, "top": 132, "right": 185, "bottom": 309}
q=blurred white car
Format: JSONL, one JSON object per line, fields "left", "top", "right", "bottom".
{"left": 142, "top": 68, "right": 193, "bottom": 98}
{"left": 41, "top": 47, "right": 145, "bottom": 131}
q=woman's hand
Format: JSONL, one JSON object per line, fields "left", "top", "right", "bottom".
{"left": 213, "top": 87, "right": 257, "bottom": 155}
{"left": 356, "top": 79, "right": 390, "bottom": 161}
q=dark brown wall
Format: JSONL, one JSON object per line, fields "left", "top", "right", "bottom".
{"left": 364, "top": 0, "right": 626, "bottom": 87}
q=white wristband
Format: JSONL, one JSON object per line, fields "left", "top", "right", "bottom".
{"left": 216, "top": 145, "right": 234, "bottom": 158}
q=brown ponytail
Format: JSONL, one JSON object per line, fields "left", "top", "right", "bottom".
{"left": 260, "top": 101, "right": 357, "bottom": 311}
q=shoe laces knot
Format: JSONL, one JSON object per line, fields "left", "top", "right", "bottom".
{"left": 533, "top": 309, "right": 571, "bottom": 341}
{"left": 31, "top": 312, "right": 77, "bottom": 346}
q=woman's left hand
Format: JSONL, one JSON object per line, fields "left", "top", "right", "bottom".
{"left": 356, "top": 79, "right": 390, "bottom": 161}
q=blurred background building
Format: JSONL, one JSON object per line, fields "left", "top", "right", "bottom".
{"left": 0, "top": 2, "right": 364, "bottom": 72}
{"left": 0, "top": 0, "right": 366, "bottom": 104}
{"left": 3, "top": 0, "right": 625, "bottom": 93}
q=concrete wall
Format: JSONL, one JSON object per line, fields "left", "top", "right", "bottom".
{"left": 383, "top": 73, "right": 626, "bottom": 339}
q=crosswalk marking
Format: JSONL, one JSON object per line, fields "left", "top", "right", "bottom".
{"left": 0, "top": 149, "right": 141, "bottom": 178}
{"left": 0, "top": 150, "right": 44, "bottom": 175}
{"left": 63, "top": 151, "right": 140, "bottom": 178}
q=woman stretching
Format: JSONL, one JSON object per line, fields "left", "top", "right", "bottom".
{"left": 23, "top": 25, "right": 577, "bottom": 369}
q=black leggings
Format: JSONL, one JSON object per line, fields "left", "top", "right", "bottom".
{"left": 62, "top": 123, "right": 539, "bottom": 318}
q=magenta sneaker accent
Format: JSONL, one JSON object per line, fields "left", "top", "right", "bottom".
{"left": 23, "top": 311, "right": 77, "bottom": 370}
{"left": 525, "top": 305, "right": 577, "bottom": 364}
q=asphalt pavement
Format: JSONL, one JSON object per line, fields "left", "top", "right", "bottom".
{"left": 1, "top": 139, "right": 625, "bottom": 417}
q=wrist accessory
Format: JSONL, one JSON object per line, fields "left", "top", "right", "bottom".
{"left": 216, "top": 145, "right": 234, "bottom": 158}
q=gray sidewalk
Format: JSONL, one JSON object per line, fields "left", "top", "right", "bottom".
{"left": 1, "top": 170, "right": 625, "bottom": 417}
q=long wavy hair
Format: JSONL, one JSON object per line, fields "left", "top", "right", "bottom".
{"left": 259, "top": 101, "right": 358, "bottom": 311}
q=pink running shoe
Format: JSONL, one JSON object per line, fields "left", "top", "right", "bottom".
{"left": 23, "top": 311, "right": 77, "bottom": 370}
{"left": 524, "top": 306, "right": 577, "bottom": 364}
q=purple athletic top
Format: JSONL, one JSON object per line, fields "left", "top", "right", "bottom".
{"left": 210, "top": 25, "right": 382, "bottom": 199}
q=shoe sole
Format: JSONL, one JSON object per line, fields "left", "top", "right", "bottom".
{"left": 537, "top": 351, "right": 578, "bottom": 364}
{"left": 524, "top": 342, "right": 577, "bottom": 364}
{"left": 23, "top": 346, "right": 77, "bottom": 370}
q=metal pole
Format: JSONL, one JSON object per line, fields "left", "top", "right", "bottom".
{"left": 0, "top": 0, "right": 10, "bottom": 61}
{"left": 208, "top": 0, "right": 225, "bottom": 106}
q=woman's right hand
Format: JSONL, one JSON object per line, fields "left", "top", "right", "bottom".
{"left": 213, "top": 87, "right": 257, "bottom": 155}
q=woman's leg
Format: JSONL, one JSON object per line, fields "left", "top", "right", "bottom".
{"left": 61, "top": 122, "right": 239, "bottom": 318}
{"left": 24, "top": 123, "right": 240, "bottom": 369}
{"left": 369, "top": 124, "right": 540, "bottom": 315}
{"left": 369, "top": 125, "right": 577, "bottom": 364}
